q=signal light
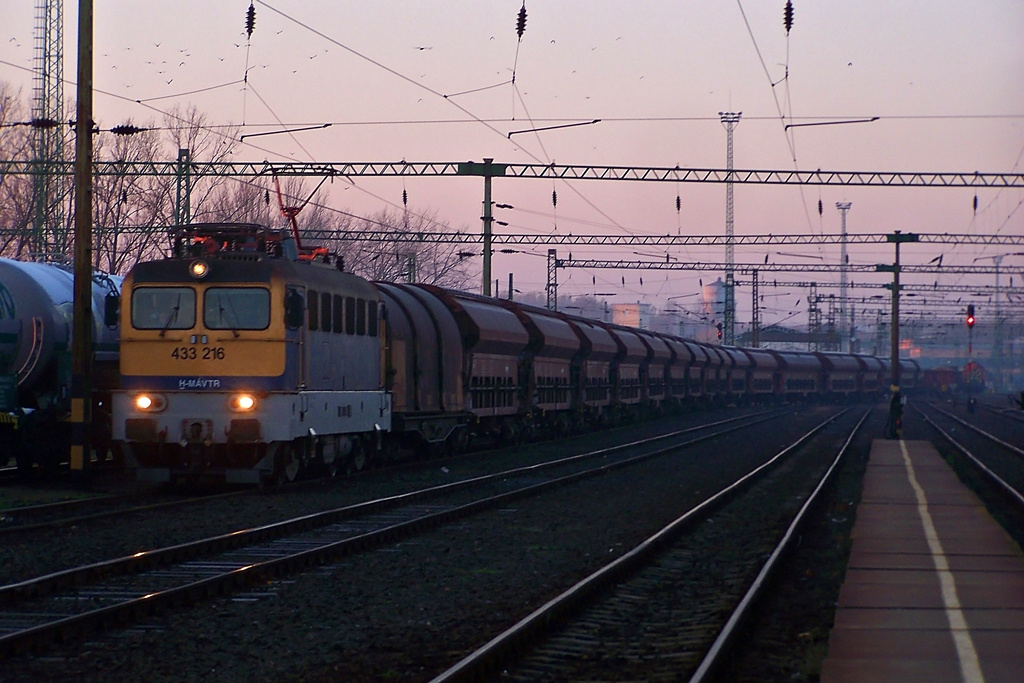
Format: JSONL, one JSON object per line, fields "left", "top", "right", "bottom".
{"left": 716, "top": 322, "right": 723, "bottom": 340}
{"left": 966, "top": 304, "right": 975, "bottom": 328}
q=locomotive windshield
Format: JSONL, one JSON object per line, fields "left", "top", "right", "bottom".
{"left": 204, "top": 287, "right": 271, "bottom": 331}
{"left": 132, "top": 287, "right": 196, "bottom": 330}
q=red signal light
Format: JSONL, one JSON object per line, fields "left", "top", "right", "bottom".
{"left": 966, "top": 304, "right": 975, "bottom": 328}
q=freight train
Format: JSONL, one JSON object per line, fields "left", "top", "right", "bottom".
{"left": 0, "top": 258, "right": 122, "bottom": 475}
{"left": 107, "top": 223, "right": 919, "bottom": 485}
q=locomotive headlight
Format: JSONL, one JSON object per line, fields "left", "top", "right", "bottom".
{"left": 189, "top": 259, "right": 210, "bottom": 279}
{"left": 133, "top": 393, "right": 167, "bottom": 412}
{"left": 229, "top": 393, "right": 258, "bottom": 412}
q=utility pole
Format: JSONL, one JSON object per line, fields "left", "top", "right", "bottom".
{"left": 879, "top": 231, "right": 919, "bottom": 438}
{"left": 70, "top": 0, "right": 93, "bottom": 475}
{"left": 836, "top": 202, "right": 852, "bottom": 351}
{"left": 456, "top": 158, "right": 507, "bottom": 296}
{"left": 966, "top": 304, "right": 976, "bottom": 412}
{"left": 720, "top": 111, "right": 741, "bottom": 345}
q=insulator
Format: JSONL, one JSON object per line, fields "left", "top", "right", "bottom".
{"left": 264, "top": 189, "right": 270, "bottom": 205}
{"left": 551, "top": 189, "right": 557, "bottom": 207}
{"left": 110, "top": 124, "right": 144, "bottom": 136}
{"left": 676, "top": 195, "right": 681, "bottom": 212}
{"left": 246, "top": 3, "right": 256, "bottom": 38}
{"left": 818, "top": 199, "right": 823, "bottom": 215}
{"left": 784, "top": 1, "right": 794, "bottom": 35}
{"left": 28, "top": 118, "right": 60, "bottom": 129}
{"left": 402, "top": 188, "right": 408, "bottom": 206}
{"left": 121, "top": 190, "right": 128, "bottom": 204}
{"left": 973, "top": 194, "right": 978, "bottom": 214}
{"left": 516, "top": 4, "right": 528, "bottom": 39}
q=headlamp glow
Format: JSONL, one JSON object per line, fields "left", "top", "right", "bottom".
{"left": 133, "top": 393, "right": 167, "bottom": 412}
{"left": 229, "top": 393, "right": 258, "bottom": 412}
{"left": 189, "top": 260, "right": 210, "bottom": 279}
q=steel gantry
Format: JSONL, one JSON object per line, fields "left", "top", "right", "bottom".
{"left": 28, "top": 227, "right": 1023, "bottom": 247}
{"left": 4, "top": 157, "right": 1024, "bottom": 295}
{"left": 4, "top": 159, "right": 1024, "bottom": 186}
{"left": 547, "top": 259, "right": 1023, "bottom": 275}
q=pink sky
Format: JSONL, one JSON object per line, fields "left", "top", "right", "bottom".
{"left": 2, "top": 1, "right": 1023, "bottom": 326}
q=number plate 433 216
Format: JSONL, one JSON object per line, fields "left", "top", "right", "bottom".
{"left": 171, "top": 346, "right": 226, "bottom": 360}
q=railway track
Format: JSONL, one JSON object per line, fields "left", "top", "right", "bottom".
{"left": 0, "top": 489, "right": 251, "bottom": 537}
{"left": 432, "top": 407, "right": 869, "bottom": 682}
{"left": 0, "top": 408, "right": 787, "bottom": 657}
{"left": 0, "top": 407, "right": 770, "bottom": 543}
{"left": 915, "top": 400, "right": 1024, "bottom": 509}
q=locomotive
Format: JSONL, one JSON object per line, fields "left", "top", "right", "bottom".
{"left": 109, "top": 222, "right": 919, "bottom": 485}
{"left": 0, "top": 258, "right": 122, "bottom": 474}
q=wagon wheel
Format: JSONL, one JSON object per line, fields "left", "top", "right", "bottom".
{"left": 271, "top": 442, "right": 301, "bottom": 485}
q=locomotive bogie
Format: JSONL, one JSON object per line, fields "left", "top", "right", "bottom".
{"left": 115, "top": 389, "right": 390, "bottom": 483}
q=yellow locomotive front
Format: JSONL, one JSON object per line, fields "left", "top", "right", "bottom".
{"left": 111, "top": 224, "right": 391, "bottom": 484}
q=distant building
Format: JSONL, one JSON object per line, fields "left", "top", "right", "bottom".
{"left": 701, "top": 277, "right": 725, "bottom": 318}
{"left": 612, "top": 302, "right": 652, "bottom": 329}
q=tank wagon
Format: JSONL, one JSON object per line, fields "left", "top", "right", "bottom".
{"left": 109, "top": 222, "right": 912, "bottom": 485}
{"left": 0, "top": 258, "right": 121, "bottom": 474}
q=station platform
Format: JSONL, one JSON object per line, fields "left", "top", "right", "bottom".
{"left": 821, "top": 439, "right": 1024, "bottom": 682}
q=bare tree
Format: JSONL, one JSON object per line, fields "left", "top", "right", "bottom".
{"left": 0, "top": 82, "right": 35, "bottom": 258}
{"left": 91, "top": 124, "right": 177, "bottom": 273}
{"left": 202, "top": 177, "right": 276, "bottom": 226}
{"left": 162, "top": 104, "right": 240, "bottom": 224}
{"left": 335, "top": 207, "right": 477, "bottom": 289}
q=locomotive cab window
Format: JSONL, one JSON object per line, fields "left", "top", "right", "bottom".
{"left": 132, "top": 286, "right": 196, "bottom": 330}
{"left": 204, "top": 287, "right": 270, "bottom": 330}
